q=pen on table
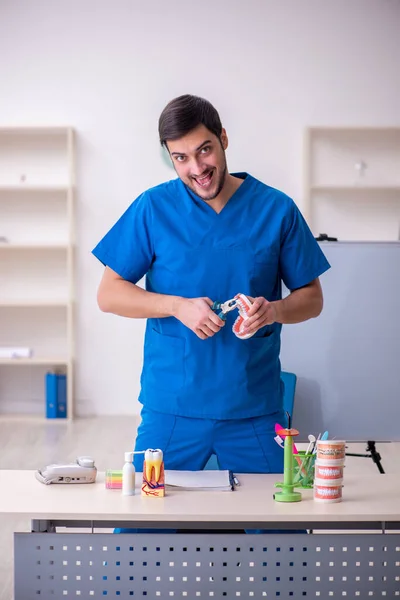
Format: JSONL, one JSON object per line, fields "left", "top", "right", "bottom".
{"left": 229, "top": 471, "right": 235, "bottom": 491}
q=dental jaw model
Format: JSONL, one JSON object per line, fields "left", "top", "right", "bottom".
{"left": 212, "top": 293, "right": 255, "bottom": 339}
{"left": 231, "top": 294, "right": 255, "bottom": 339}
{"left": 142, "top": 449, "right": 165, "bottom": 497}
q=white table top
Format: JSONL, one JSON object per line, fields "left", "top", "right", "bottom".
{"left": 0, "top": 443, "right": 398, "bottom": 525}
{"left": 0, "top": 467, "right": 399, "bottom": 525}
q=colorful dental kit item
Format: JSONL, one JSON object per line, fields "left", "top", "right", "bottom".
{"left": 314, "top": 480, "right": 343, "bottom": 503}
{"left": 314, "top": 438, "right": 345, "bottom": 503}
{"left": 275, "top": 421, "right": 313, "bottom": 484}
{"left": 274, "top": 423, "right": 302, "bottom": 503}
{"left": 316, "top": 439, "right": 346, "bottom": 463}
{"left": 275, "top": 422, "right": 299, "bottom": 453}
{"left": 314, "top": 463, "right": 344, "bottom": 481}
{"left": 105, "top": 469, "right": 123, "bottom": 489}
{"left": 212, "top": 293, "right": 255, "bottom": 339}
{"left": 142, "top": 448, "right": 165, "bottom": 497}
{"left": 293, "top": 450, "right": 316, "bottom": 488}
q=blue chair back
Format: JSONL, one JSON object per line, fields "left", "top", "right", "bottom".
{"left": 281, "top": 370, "right": 297, "bottom": 425}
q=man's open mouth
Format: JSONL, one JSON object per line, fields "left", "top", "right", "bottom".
{"left": 193, "top": 170, "right": 214, "bottom": 188}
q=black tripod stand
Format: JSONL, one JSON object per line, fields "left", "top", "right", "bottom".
{"left": 345, "top": 440, "right": 385, "bottom": 474}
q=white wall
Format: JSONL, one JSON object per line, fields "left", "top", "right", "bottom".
{"left": 0, "top": 0, "right": 399, "bottom": 415}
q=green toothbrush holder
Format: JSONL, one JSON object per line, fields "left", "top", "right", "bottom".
{"left": 293, "top": 451, "right": 316, "bottom": 489}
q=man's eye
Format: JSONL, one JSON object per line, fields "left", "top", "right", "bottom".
{"left": 175, "top": 156, "right": 185, "bottom": 162}
{"left": 200, "top": 146, "right": 210, "bottom": 154}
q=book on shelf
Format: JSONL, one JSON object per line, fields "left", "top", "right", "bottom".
{"left": 164, "top": 469, "right": 234, "bottom": 491}
{"left": 45, "top": 373, "right": 67, "bottom": 419}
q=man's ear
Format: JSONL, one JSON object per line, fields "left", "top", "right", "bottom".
{"left": 220, "top": 128, "right": 228, "bottom": 150}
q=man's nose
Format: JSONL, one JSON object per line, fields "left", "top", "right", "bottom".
{"left": 191, "top": 157, "right": 207, "bottom": 176}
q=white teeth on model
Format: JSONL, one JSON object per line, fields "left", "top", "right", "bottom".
{"left": 318, "top": 468, "right": 341, "bottom": 476}
{"left": 230, "top": 295, "right": 255, "bottom": 340}
{"left": 144, "top": 449, "right": 163, "bottom": 461}
{"left": 318, "top": 448, "right": 344, "bottom": 457}
{"left": 316, "top": 487, "right": 341, "bottom": 497}
{"left": 236, "top": 296, "right": 252, "bottom": 315}
{"left": 145, "top": 449, "right": 163, "bottom": 481}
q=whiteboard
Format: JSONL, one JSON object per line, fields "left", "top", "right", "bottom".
{"left": 280, "top": 242, "right": 400, "bottom": 442}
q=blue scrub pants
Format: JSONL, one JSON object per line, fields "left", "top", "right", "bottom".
{"left": 115, "top": 407, "right": 291, "bottom": 534}
{"left": 133, "top": 407, "right": 285, "bottom": 474}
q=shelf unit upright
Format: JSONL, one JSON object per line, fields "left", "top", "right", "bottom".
{"left": 303, "top": 127, "right": 400, "bottom": 241}
{"left": 0, "top": 127, "right": 75, "bottom": 420}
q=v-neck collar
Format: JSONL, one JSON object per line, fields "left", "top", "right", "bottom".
{"left": 182, "top": 172, "right": 253, "bottom": 217}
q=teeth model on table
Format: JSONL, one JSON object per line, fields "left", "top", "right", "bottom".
{"left": 142, "top": 449, "right": 165, "bottom": 497}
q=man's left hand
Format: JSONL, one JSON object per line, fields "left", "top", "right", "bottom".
{"left": 242, "top": 296, "right": 276, "bottom": 334}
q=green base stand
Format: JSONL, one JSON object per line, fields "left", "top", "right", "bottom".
{"left": 274, "top": 483, "right": 302, "bottom": 503}
{"left": 274, "top": 424, "right": 302, "bottom": 503}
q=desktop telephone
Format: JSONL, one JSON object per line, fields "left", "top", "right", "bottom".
{"left": 35, "top": 456, "right": 97, "bottom": 485}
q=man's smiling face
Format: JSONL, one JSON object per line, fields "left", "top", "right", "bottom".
{"left": 167, "top": 124, "right": 228, "bottom": 202}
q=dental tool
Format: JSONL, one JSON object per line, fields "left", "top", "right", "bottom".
{"left": 274, "top": 422, "right": 302, "bottom": 503}
{"left": 211, "top": 298, "right": 238, "bottom": 320}
{"left": 305, "top": 434, "right": 316, "bottom": 456}
{"left": 275, "top": 422, "right": 299, "bottom": 454}
{"left": 211, "top": 293, "right": 256, "bottom": 339}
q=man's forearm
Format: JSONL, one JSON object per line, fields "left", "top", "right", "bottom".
{"left": 272, "top": 282, "right": 323, "bottom": 324}
{"left": 98, "top": 278, "right": 182, "bottom": 319}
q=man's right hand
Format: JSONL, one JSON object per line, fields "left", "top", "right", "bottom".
{"left": 174, "top": 297, "right": 225, "bottom": 340}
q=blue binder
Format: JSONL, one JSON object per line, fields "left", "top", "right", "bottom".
{"left": 45, "top": 373, "right": 58, "bottom": 419}
{"left": 57, "top": 374, "right": 67, "bottom": 418}
{"left": 45, "top": 373, "right": 67, "bottom": 419}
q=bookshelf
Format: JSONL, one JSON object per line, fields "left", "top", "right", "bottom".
{"left": 303, "top": 127, "right": 400, "bottom": 241}
{"left": 0, "top": 127, "right": 75, "bottom": 420}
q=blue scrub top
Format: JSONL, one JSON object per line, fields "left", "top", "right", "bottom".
{"left": 92, "top": 173, "right": 330, "bottom": 419}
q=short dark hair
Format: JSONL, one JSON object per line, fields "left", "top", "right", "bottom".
{"left": 158, "top": 94, "right": 223, "bottom": 147}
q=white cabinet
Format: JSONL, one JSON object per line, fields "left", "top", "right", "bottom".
{"left": 303, "top": 127, "right": 400, "bottom": 241}
{"left": 0, "top": 127, "right": 75, "bottom": 420}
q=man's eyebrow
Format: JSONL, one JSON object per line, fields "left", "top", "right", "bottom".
{"left": 170, "top": 140, "right": 212, "bottom": 157}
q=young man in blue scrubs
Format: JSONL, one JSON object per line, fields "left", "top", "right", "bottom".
{"left": 93, "top": 94, "right": 330, "bottom": 476}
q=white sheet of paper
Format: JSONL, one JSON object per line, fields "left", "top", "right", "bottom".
{"left": 164, "top": 469, "right": 232, "bottom": 491}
